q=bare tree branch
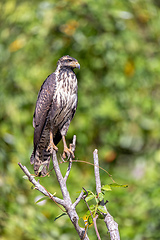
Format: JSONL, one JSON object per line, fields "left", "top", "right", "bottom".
{"left": 64, "top": 160, "right": 72, "bottom": 182}
{"left": 72, "top": 190, "right": 84, "bottom": 208}
{"left": 18, "top": 137, "right": 121, "bottom": 240}
{"left": 18, "top": 162, "right": 65, "bottom": 207}
{"left": 93, "top": 149, "right": 120, "bottom": 240}
{"left": 18, "top": 136, "right": 89, "bottom": 240}
{"left": 52, "top": 150, "right": 69, "bottom": 200}
{"left": 104, "top": 213, "right": 120, "bottom": 240}
{"left": 51, "top": 136, "right": 89, "bottom": 240}
{"left": 64, "top": 135, "right": 76, "bottom": 182}
{"left": 93, "top": 215, "right": 101, "bottom": 240}
{"left": 93, "top": 149, "right": 101, "bottom": 194}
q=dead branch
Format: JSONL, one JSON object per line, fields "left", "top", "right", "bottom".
{"left": 18, "top": 137, "right": 120, "bottom": 240}
{"left": 93, "top": 149, "right": 120, "bottom": 240}
{"left": 19, "top": 136, "right": 88, "bottom": 240}
{"left": 18, "top": 162, "right": 65, "bottom": 207}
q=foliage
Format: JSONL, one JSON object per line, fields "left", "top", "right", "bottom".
{"left": 1, "top": 0, "right": 160, "bottom": 239}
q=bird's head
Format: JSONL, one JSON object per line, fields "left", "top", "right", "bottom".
{"left": 57, "top": 55, "right": 80, "bottom": 70}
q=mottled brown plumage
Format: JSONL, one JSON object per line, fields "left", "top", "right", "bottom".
{"left": 30, "top": 55, "right": 80, "bottom": 176}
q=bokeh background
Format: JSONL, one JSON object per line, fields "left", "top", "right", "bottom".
{"left": 1, "top": 0, "right": 160, "bottom": 239}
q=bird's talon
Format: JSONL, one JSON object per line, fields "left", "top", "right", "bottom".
{"left": 69, "top": 143, "right": 73, "bottom": 149}
{"left": 62, "top": 147, "right": 75, "bottom": 160}
{"left": 62, "top": 152, "right": 66, "bottom": 159}
{"left": 47, "top": 143, "right": 58, "bottom": 153}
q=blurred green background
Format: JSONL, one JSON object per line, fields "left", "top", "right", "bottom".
{"left": 1, "top": 0, "right": 160, "bottom": 239}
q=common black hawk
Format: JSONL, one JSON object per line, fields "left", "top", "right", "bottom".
{"left": 30, "top": 55, "right": 80, "bottom": 176}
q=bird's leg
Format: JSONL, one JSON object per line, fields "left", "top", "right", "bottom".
{"left": 62, "top": 135, "right": 75, "bottom": 159}
{"left": 47, "top": 130, "right": 58, "bottom": 153}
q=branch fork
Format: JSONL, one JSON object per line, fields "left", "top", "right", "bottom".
{"left": 18, "top": 136, "right": 120, "bottom": 240}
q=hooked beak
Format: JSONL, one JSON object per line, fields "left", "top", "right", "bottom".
{"left": 75, "top": 62, "right": 80, "bottom": 69}
{"left": 68, "top": 60, "right": 80, "bottom": 69}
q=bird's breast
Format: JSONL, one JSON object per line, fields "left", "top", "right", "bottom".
{"left": 51, "top": 71, "right": 78, "bottom": 126}
{"left": 54, "top": 71, "right": 77, "bottom": 107}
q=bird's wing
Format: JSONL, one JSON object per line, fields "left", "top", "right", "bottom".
{"left": 33, "top": 73, "right": 57, "bottom": 151}
{"left": 71, "top": 98, "right": 78, "bottom": 120}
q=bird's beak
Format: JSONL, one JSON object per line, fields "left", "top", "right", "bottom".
{"left": 75, "top": 62, "right": 80, "bottom": 69}
{"left": 69, "top": 61, "right": 80, "bottom": 69}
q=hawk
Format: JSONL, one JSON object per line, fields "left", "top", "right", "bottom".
{"left": 30, "top": 55, "right": 80, "bottom": 176}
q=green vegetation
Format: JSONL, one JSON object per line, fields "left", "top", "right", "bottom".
{"left": 1, "top": 0, "right": 160, "bottom": 239}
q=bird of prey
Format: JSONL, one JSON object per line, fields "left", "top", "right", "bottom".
{"left": 30, "top": 55, "right": 80, "bottom": 176}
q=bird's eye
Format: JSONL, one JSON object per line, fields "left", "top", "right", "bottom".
{"left": 68, "top": 59, "right": 72, "bottom": 62}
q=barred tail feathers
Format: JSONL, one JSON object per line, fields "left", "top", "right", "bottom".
{"left": 30, "top": 151, "right": 34, "bottom": 165}
{"left": 30, "top": 147, "right": 51, "bottom": 176}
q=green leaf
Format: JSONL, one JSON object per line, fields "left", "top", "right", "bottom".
{"left": 76, "top": 191, "right": 82, "bottom": 193}
{"left": 98, "top": 192, "right": 104, "bottom": 201}
{"left": 38, "top": 165, "right": 44, "bottom": 173}
{"left": 54, "top": 213, "right": 67, "bottom": 221}
{"left": 85, "top": 194, "right": 95, "bottom": 202}
{"left": 51, "top": 192, "right": 57, "bottom": 197}
{"left": 88, "top": 215, "right": 93, "bottom": 225}
{"left": 35, "top": 196, "right": 48, "bottom": 204}
{"left": 78, "top": 218, "right": 86, "bottom": 228}
{"left": 89, "top": 204, "right": 96, "bottom": 210}
{"left": 109, "top": 183, "right": 128, "bottom": 188}
{"left": 86, "top": 205, "right": 96, "bottom": 218}
{"left": 97, "top": 205, "right": 108, "bottom": 214}
{"left": 102, "top": 183, "right": 128, "bottom": 191}
{"left": 97, "top": 211, "right": 105, "bottom": 219}
{"left": 22, "top": 175, "right": 28, "bottom": 180}
{"left": 101, "top": 185, "right": 112, "bottom": 191}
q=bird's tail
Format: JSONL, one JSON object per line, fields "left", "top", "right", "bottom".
{"left": 30, "top": 147, "right": 51, "bottom": 176}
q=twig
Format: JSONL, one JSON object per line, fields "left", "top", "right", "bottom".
{"left": 52, "top": 149, "right": 69, "bottom": 200}
{"left": 73, "top": 190, "right": 84, "bottom": 208}
{"left": 93, "top": 215, "right": 101, "bottom": 240}
{"left": 93, "top": 149, "right": 101, "bottom": 194}
{"left": 72, "top": 159, "right": 113, "bottom": 179}
{"left": 18, "top": 162, "right": 65, "bottom": 206}
{"left": 93, "top": 149, "right": 120, "bottom": 240}
{"left": 64, "top": 135, "right": 76, "bottom": 182}
{"left": 82, "top": 189, "right": 101, "bottom": 240}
